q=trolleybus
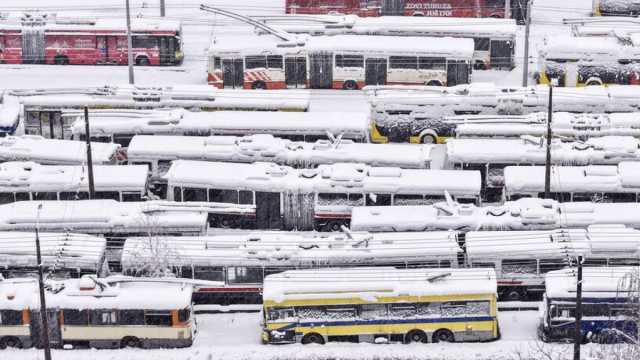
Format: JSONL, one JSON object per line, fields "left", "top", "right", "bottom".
{"left": 0, "top": 136, "right": 120, "bottom": 165}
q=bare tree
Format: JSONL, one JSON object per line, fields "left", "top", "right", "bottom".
{"left": 124, "top": 216, "right": 181, "bottom": 277}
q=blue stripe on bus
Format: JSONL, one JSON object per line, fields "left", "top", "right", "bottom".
{"left": 273, "top": 316, "right": 495, "bottom": 331}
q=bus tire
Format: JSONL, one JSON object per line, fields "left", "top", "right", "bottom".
{"left": 1, "top": 336, "right": 22, "bottom": 348}
{"left": 136, "top": 56, "right": 150, "bottom": 66}
{"left": 120, "top": 336, "right": 141, "bottom": 348}
{"left": 342, "top": 80, "right": 358, "bottom": 90}
{"left": 54, "top": 55, "right": 69, "bottom": 65}
{"left": 252, "top": 81, "right": 267, "bottom": 90}
{"left": 405, "top": 329, "right": 427, "bottom": 344}
{"left": 585, "top": 77, "right": 603, "bottom": 86}
{"left": 503, "top": 288, "right": 524, "bottom": 301}
{"left": 432, "top": 329, "right": 455, "bottom": 343}
{"left": 426, "top": 80, "right": 442, "bottom": 86}
{"left": 301, "top": 333, "right": 325, "bottom": 345}
{"left": 323, "top": 220, "right": 344, "bottom": 232}
{"left": 420, "top": 134, "right": 437, "bottom": 144}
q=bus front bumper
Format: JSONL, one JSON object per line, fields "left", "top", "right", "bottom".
{"left": 262, "top": 329, "right": 296, "bottom": 344}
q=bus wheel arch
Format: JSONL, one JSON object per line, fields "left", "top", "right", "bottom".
{"left": 432, "top": 329, "right": 455, "bottom": 343}
{"left": 404, "top": 329, "right": 428, "bottom": 343}
{"left": 136, "top": 56, "right": 150, "bottom": 66}
{"left": 342, "top": 80, "right": 358, "bottom": 90}
{"left": 120, "top": 336, "right": 142, "bottom": 348}
{"left": 54, "top": 55, "right": 69, "bottom": 65}
{"left": 323, "top": 220, "right": 346, "bottom": 232}
{"left": 418, "top": 129, "right": 438, "bottom": 144}
{"left": 585, "top": 77, "right": 603, "bottom": 86}
{"left": 0, "top": 336, "right": 23, "bottom": 348}
{"left": 301, "top": 332, "right": 325, "bottom": 345}
{"left": 426, "top": 80, "right": 443, "bottom": 86}
{"left": 252, "top": 80, "right": 267, "bottom": 90}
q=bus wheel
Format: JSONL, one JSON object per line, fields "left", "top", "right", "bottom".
{"left": 503, "top": 288, "right": 523, "bottom": 301}
{"left": 136, "top": 56, "right": 150, "bottom": 66}
{"left": 1, "top": 337, "right": 22, "bottom": 348}
{"left": 54, "top": 55, "right": 69, "bottom": 65}
{"left": 420, "top": 134, "right": 437, "bottom": 144}
{"left": 121, "top": 337, "right": 141, "bottom": 348}
{"left": 432, "top": 329, "right": 455, "bottom": 343}
{"left": 323, "top": 221, "right": 343, "bottom": 232}
{"left": 343, "top": 80, "right": 358, "bottom": 90}
{"left": 252, "top": 81, "right": 267, "bottom": 90}
{"left": 405, "top": 330, "right": 427, "bottom": 344}
{"left": 301, "top": 333, "right": 325, "bottom": 345}
{"left": 426, "top": 80, "right": 442, "bottom": 86}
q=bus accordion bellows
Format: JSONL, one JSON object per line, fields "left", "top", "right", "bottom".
{"left": 121, "top": 231, "right": 461, "bottom": 309}
{"left": 0, "top": 162, "right": 149, "bottom": 204}
{"left": 68, "top": 109, "right": 370, "bottom": 145}
{"left": 0, "top": 136, "right": 120, "bottom": 165}
{"left": 0, "top": 276, "right": 195, "bottom": 349}
{"left": 164, "top": 160, "right": 481, "bottom": 231}
{"left": 539, "top": 267, "right": 640, "bottom": 343}
{"left": 261, "top": 267, "right": 499, "bottom": 345}
{"left": 207, "top": 34, "right": 473, "bottom": 90}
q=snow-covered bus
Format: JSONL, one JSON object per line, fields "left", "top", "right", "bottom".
{"left": 0, "top": 162, "right": 148, "bottom": 204}
{"left": 594, "top": 0, "right": 640, "bottom": 16}
{"left": 0, "top": 136, "right": 120, "bottom": 165}
{"left": 0, "top": 86, "right": 310, "bottom": 138}
{"left": 365, "top": 84, "right": 640, "bottom": 143}
{"left": 68, "top": 109, "right": 370, "bottom": 146}
{"left": 0, "top": 276, "right": 194, "bottom": 349}
{"left": 503, "top": 163, "right": 640, "bottom": 202}
{"left": 539, "top": 267, "right": 640, "bottom": 343}
{"left": 260, "top": 15, "right": 517, "bottom": 70}
{"left": 445, "top": 136, "right": 640, "bottom": 201}
{"left": 121, "top": 231, "right": 461, "bottom": 308}
{"left": 164, "top": 160, "right": 481, "bottom": 230}
{"left": 262, "top": 267, "right": 499, "bottom": 344}
{"left": 207, "top": 35, "right": 473, "bottom": 90}
{"left": 0, "top": 232, "right": 107, "bottom": 279}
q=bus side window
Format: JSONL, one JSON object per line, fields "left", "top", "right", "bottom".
{"left": 0, "top": 193, "right": 14, "bottom": 204}
{"left": 119, "top": 310, "right": 145, "bottom": 325}
{"left": 95, "top": 191, "right": 120, "bottom": 201}
{"left": 227, "top": 267, "right": 263, "bottom": 284}
{"left": 389, "top": 56, "right": 417, "bottom": 70}
{"left": 0, "top": 310, "right": 23, "bottom": 325}
{"left": 366, "top": 193, "right": 391, "bottom": 206}
{"left": 113, "top": 134, "right": 134, "bottom": 148}
{"left": 474, "top": 38, "right": 490, "bottom": 51}
{"left": 359, "top": 304, "right": 387, "bottom": 320}
{"left": 33, "top": 192, "right": 58, "bottom": 201}
{"left": 419, "top": 57, "right": 446, "bottom": 71}
{"left": 144, "top": 311, "right": 172, "bottom": 326}
{"left": 60, "top": 191, "right": 89, "bottom": 200}
{"left": 183, "top": 187, "right": 207, "bottom": 202}
{"left": 389, "top": 303, "right": 416, "bottom": 318}
{"left": 193, "top": 266, "right": 224, "bottom": 282}
{"left": 267, "top": 55, "right": 283, "bottom": 70}
{"left": 173, "top": 186, "right": 182, "bottom": 202}
{"left": 62, "top": 309, "right": 88, "bottom": 325}
{"left": 214, "top": 57, "right": 222, "bottom": 70}
{"left": 122, "top": 192, "right": 143, "bottom": 202}
{"left": 91, "top": 310, "right": 117, "bottom": 325}
{"left": 246, "top": 55, "right": 267, "bottom": 69}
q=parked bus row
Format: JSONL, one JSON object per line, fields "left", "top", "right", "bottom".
{"left": 0, "top": 13, "right": 183, "bottom": 65}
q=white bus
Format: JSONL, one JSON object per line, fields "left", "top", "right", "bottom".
{"left": 165, "top": 160, "right": 481, "bottom": 231}
{"left": 121, "top": 231, "right": 461, "bottom": 308}
{"left": 0, "top": 85, "right": 310, "bottom": 138}
{"left": 445, "top": 136, "right": 640, "bottom": 202}
{"left": 0, "top": 276, "right": 195, "bottom": 349}
{"left": 207, "top": 35, "right": 473, "bottom": 90}
{"left": 0, "top": 135, "right": 120, "bottom": 165}
{"left": 0, "top": 231, "right": 107, "bottom": 279}
{"left": 0, "top": 162, "right": 148, "bottom": 204}
{"left": 504, "top": 162, "right": 640, "bottom": 202}
{"left": 68, "top": 109, "right": 370, "bottom": 146}
{"left": 260, "top": 15, "right": 517, "bottom": 70}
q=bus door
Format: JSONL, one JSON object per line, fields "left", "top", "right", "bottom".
{"left": 255, "top": 192, "right": 282, "bottom": 229}
{"left": 381, "top": 0, "right": 406, "bottom": 15}
{"left": 285, "top": 56, "right": 307, "bottom": 88}
{"left": 159, "top": 36, "right": 176, "bottom": 65}
{"left": 490, "top": 40, "right": 514, "bottom": 70}
{"left": 0, "top": 35, "right": 5, "bottom": 63}
{"left": 97, "top": 36, "right": 108, "bottom": 63}
{"left": 21, "top": 26, "right": 45, "bottom": 64}
{"left": 446, "top": 60, "right": 470, "bottom": 86}
{"left": 308, "top": 52, "right": 333, "bottom": 89}
{"left": 30, "top": 310, "right": 62, "bottom": 347}
{"left": 365, "top": 58, "right": 387, "bottom": 86}
{"left": 564, "top": 62, "right": 578, "bottom": 87}
{"left": 222, "top": 58, "right": 244, "bottom": 88}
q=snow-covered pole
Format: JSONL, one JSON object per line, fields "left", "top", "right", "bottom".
{"left": 574, "top": 256, "right": 583, "bottom": 360}
{"left": 544, "top": 83, "right": 552, "bottom": 198}
{"left": 84, "top": 107, "right": 96, "bottom": 199}
{"left": 34, "top": 203, "right": 52, "bottom": 360}
{"left": 522, "top": 0, "right": 532, "bottom": 86}
{"left": 505, "top": 0, "right": 511, "bottom": 19}
{"left": 126, "top": 0, "right": 135, "bottom": 84}
{"left": 160, "top": 0, "right": 166, "bottom": 17}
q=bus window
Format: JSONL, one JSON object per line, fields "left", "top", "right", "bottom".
{"left": 471, "top": 261, "right": 495, "bottom": 268}
{"left": 62, "top": 309, "right": 88, "bottom": 325}
{"left": 389, "top": 303, "right": 416, "bottom": 318}
{"left": 335, "top": 54, "right": 364, "bottom": 68}
{"left": 389, "top": 56, "right": 417, "bottom": 70}
{"left": 608, "top": 258, "right": 640, "bottom": 266}
{"left": 317, "top": 193, "right": 347, "bottom": 206}
{"left": 246, "top": 56, "right": 267, "bottom": 69}
{"left": 419, "top": 57, "right": 446, "bottom": 71}
{"left": 268, "top": 307, "right": 295, "bottom": 321}
{"left": 193, "top": 266, "right": 224, "bottom": 281}
{"left": 474, "top": 38, "right": 490, "bottom": 51}
{"left": 239, "top": 190, "right": 254, "bottom": 205}
{"left": 173, "top": 186, "right": 182, "bottom": 202}
{"left": 366, "top": 193, "right": 391, "bottom": 206}
{"left": 213, "top": 57, "right": 222, "bottom": 70}
{"left": 132, "top": 36, "right": 158, "bottom": 49}
{"left": 267, "top": 55, "right": 283, "bottom": 69}
{"left": 0, "top": 193, "right": 13, "bottom": 204}
{"left": 501, "top": 259, "right": 537, "bottom": 275}
{"left": 326, "top": 306, "right": 357, "bottom": 320}
{"left": 539, "top": 259, "right": 567, "bottom": 273}
{"left": 91, "top": 310, "right": 117, "bottom": 325}
{"left": 113, "top": 134, "right": 134, "bottom": 148}
{"left": 119, "top": 310, "right": 145, "bottom": 325}
{"left": 178, "top": 308, "right": 191, "bottom": 322}
{"left": 183, "top": 187, "right": 207, "bottom": 202}
{"left": 0, "top": 310, "right": 23, "bottom": 325}
{"left": 228, "top": 267, "right": 263, "bottom": 284}
{"left": 95, "top": 191, "right": 120, "bottom": 201}
{"left": 209, "top": 189, "right": 239, "bottom": 203}
{"left": 144, "top": 311, "right": 172, "bottom": 326}
{"left": 33, "top": 192, "right": 58, "bottom": 201}
{"left": 122, "top": 192, "right": 143, "bottom": 202}
{"left": 297, "top": 306, "right": 325, "bottom": 321}
{"left": 60, "top": 191, "right": 89, "bottom": 200}
{"left": 360, "top": 304, "right": 387, "bottom": 320}
{"left": 393, "top": 194, "right": 428, "bottom": 206}
{"left": 582, "top": 258, "right": 607, "bottom": 267}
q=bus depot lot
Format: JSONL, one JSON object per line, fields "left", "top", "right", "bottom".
{"left": 0, "top": 311, "right": 600, "bottom": 360}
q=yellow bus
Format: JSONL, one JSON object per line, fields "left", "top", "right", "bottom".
{"left": 261, "top": 267, "right": 499, "bottom": 345}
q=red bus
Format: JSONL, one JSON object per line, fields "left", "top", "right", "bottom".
{"left": 285, "top": 0, "right": 508, "bottom": 18}
{"left": 0, "top": 14, "right": 183, "bottom": 66}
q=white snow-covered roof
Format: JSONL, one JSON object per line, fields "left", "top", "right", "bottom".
{"left": 263, "top": 267, "right": 497, "bottom": 304}
{"left": 69, "top": 109, "right": 369, "bottom": 140}
{"left": 539, "top": 35, "right": 623, "bottom": 61}
{"left": 545, "top": 267, "right": 638, "bottom": 299}
{"left": 127, "top": 135, "right": 431, "bottom": 169}
{"left": 504, "top": 162, "right": 640, "bottom": 195}
{"left": 446, "top": 136, "right": 640, "bottom": 165}
{"left": 451, "top": 112, "right": 640, "bottom": 139}
{"left": 10, "top": 85, "right": 310, "bottom": 112}
{"left": 0, "top": 231, "right": 106, "bottom": 271}
{"left": 121, "top": 231, "right": 460, "bottom": 269}
{"left": 0, "top": 93, "right": 20, "bottom": 131}
{"left": 0, "top": 14, "right": 181, "bottom": 32}
{"left": 165, "top": 160, "right": 481, "bottom": 197}
{"left": 0, "top": 136, "right": 119, "bottom": 165}
{"left": 0, "top": 200, "right": 208, "bottom": 234}
{"left": 0, "top": 276, "right": 192, "bottom": 311}
{"left": 0, "top": 162, "right": 148, "bottom": 193}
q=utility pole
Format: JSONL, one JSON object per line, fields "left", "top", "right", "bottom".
{"left": 522, "top": 0, "right": 532, "bottom": 86}
{"left": 544, "top": 84, "right": 552, "bottom": 198}
{"left": 84, "top": 107, "right": 96, "bottom": 199}
{"left": 125, "top": 0, "right": 135, "bottom": 84}
{"left": 574, "top": 256, "right": 583, "bottom": 360}
{"left": 505, "top": 0, "right": 511, "bottom": 19}
{"left": 35, "top": 203, "right": 52, "bottom": 360}
{"left": 160, "top": 0, "right": 166, "bottom": 17}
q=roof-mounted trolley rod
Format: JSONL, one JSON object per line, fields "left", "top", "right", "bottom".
{"left": 252, "top": 15, "right": 344, "bottom": 24}
{"left": 199, "top": 4, "right": 299, "bottom": 43}
{"left": 563, "top": 17, "right": 640, "bottom": 25}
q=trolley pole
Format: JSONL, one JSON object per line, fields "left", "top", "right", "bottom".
{"left": 574, "top": 256, "right": 583, "bottom": 360}
{"left": 544, "top": 84, "right": 552, "bottom": 198}
{"left": 160, "top": 0, "right": 166, "bottom": 17}
{"left": 35, "top": 203, "right": 52, "bottom": 360}
{"left": 126, "top": 0, "right": 135, "bottom": 84}
{"left": 84, "top": 107, "right": 96, "bottom": 199}
{"left": 505, "top": 0, "right": 511, "bottom": 19}
{"left": 522, "top": 0, "right": 532, "bottom": 86}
